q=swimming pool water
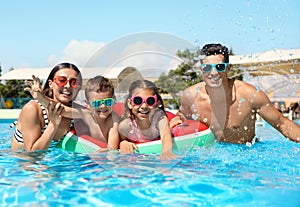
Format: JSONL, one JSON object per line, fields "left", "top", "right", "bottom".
{"left": 0, "top": 121, "right": 300, "bottom": 206}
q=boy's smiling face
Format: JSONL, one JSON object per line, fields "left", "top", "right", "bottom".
{"left": 87, "top": 91, "right": 114, "bottom": 119}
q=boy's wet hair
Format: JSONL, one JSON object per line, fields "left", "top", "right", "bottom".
{"left": 199, "top": 43, "right": 229, "bottom": 63}
{"left": 85, "top": 75, "right": 115, "bottom": 101}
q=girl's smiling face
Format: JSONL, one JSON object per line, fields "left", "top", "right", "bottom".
{"left": 128, "top": 88, "right": 158, "bottom": 120}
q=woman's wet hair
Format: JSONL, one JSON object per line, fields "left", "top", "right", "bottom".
{"left": 200, "top": 43, "right": 229, "bottom": 63}
{"left": 43, "top": 63, "right": 82, "bottom": 98}
{"left": 84, "top": 75, "right": 115, "bottom": 102}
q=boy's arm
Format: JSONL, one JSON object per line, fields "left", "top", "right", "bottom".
{"left": 25, "top": 75, "right": 90, "bottom": 119}
{"left": 107, "top": 122, "right": 120, "bottom": 150}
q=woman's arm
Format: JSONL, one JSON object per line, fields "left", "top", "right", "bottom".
{"left": 22, "top": 101, "right": 63, "bottom": 151}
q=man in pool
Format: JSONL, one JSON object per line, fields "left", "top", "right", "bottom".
{"left": 175, "top": 43, "right": 300, "bottom": 144}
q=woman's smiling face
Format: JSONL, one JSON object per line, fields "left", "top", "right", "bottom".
{"left": 49, "top": 68, "right": 81, "bottom": 105}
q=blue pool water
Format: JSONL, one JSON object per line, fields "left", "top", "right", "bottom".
{"left": 0, "top": 121, "right": 300, "bottom": 206}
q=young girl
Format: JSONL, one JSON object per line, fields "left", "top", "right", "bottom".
{"left": 118, "top": 80, "right": 176, "bottom": 160}
{"left": 27, "top": 75, "right": 120, "bottom": 150}
{"left": 11, "top": 63, "right": 82, "bottom": 151}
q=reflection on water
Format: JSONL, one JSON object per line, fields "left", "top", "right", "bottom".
{"left": 0, "top": 122, "right": 300, "bottom": 206}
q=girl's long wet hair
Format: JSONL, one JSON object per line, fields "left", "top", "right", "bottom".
{"left": 122, "top": 79, "right": 165, "bottom": 120}
{"left": 43, "top": 63, "right": 82, "bottom": 98}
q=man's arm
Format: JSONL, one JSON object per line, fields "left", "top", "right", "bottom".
{"left": 255, "top": 90, "right": 300, "bottom": 143}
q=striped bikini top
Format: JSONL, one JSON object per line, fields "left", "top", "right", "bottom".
{"left": 11, "top": 100, "right": 73, "bottom": 144}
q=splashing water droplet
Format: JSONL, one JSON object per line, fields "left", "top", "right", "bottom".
{"left": 290, "top": 69, "right": 294, "bottom": 73}
{"left": 244, "top": 126, "right": 248, "bottom": 130}
{"left": 255, "top": 86, "right": 261, "bottom": 92}
{"left": 240, "top": 97, "right": 245, "bottom": 103}
{"left": 246, "top": 142, "right": 252, "bottom": 147}
{"left": 203, "top": 117, "right": 208, "bottom": 123}
{"left": 196, "top": 86, "right": 200, "bottom": 93}
{"left": 192, "top": 114, "right": 199, "bottom": 120}
{"left": 191, "top": 104, "right": 198, "bottom": 113}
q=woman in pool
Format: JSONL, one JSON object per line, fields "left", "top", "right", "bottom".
{"left": 10, "top": 63, "right": 82, "bottom": 151}
{"left": 27, "top": 75, "right": 120, "bottom": 150}
{"left": 118, "top": 79, "right": 176, "bottom": 160}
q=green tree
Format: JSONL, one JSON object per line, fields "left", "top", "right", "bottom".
{"left": 155, "top": 47, "right": 202, "bottom": 108}
{"left": 0, "top": 67, "right": 30, "bottom": 98}
{"left": 0, "top": 67, "right": 31, "bottom": 108}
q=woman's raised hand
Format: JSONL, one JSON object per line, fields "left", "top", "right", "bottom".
{"left": 24, "top": 75, "right": 42, "bottom": 99}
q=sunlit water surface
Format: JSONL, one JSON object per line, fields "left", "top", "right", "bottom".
{"left": 0, "top": 121, "right": 299, "bottom": 206}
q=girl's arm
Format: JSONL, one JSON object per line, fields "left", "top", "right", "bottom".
{"left": 158, "top": 115, "right": 176, "bottom": 160}
{"left": 118, "top": 118, "right": 138, "bottom": 153}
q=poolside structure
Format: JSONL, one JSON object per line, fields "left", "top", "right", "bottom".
{"left": 230, "top": 48, "right": 300, "bottom": 76}
{"left": 1, "top": 48, "right": 300, "bottom": 118}
{"left": 230, "top": 49, "right": 300, "bottom": 107}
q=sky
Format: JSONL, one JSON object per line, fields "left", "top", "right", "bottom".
{"left": 0, "top": 0, "right": 299, "bottom": 74}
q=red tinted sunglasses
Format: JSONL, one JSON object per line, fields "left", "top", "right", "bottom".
{"left": 131, "top": 95, "right": 157, "bottom": 106}
{"left": 53, "top": 76, "right": 81, "bottom": 88}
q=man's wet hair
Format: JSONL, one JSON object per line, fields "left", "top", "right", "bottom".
{"left": 199, "top": 43, "right": 229, "bottom": 63}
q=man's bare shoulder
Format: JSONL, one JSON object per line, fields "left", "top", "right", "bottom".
{"left": 234, "top": 79, "right": 270, "bottom": 104}
{"left": 234, "top": 80, "right": 257, "bottom": 93}
{"left": 183, "top": 82, "right": 206, "bottom": 96}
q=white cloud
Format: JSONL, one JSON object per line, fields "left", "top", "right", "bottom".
{"left": 48, "top": 40, "right": 105, "bottom": 67}
{"left": 48, "top": 33, "right": 193, "bottom": 77}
